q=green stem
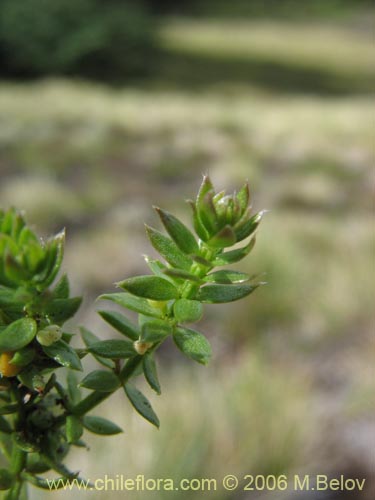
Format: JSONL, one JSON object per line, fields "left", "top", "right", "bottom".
{"left": 71, "top": 391, "right": 110, "bottom": 416}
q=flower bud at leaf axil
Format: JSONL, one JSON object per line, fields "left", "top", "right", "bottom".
{"left": 134, "top": 340, "right": 153, "bottom": 355}
{"left": 0, "top": 352, "right": 22, "bottom": 377}
{"left": 36, "top": 325, "right": 62, "bottom": 346}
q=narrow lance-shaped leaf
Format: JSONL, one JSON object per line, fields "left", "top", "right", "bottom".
{"left": 88, "top": 339, "right": 136, "bottom": 359}
{"left": 196, "top": 283, "right": 261, "bottom": 304}
{"left": 234, "top": 210, "right": 264, "bottom": 242}
{"left": 83, "top": 416, "right": 123, "bottom": 435}
{"left": 99, "top": 293, "right": 163, "bottom": 319}
{"left": 98, "top": 310, "right": 139, "bottom": 341}
{"left": 42, "top": 297, "right": 82, "bottom": 324}
{"left": 204, "top": 270, "right": 250, "bottom": 284}
{"left": 117, "top": 275, "right": 179, "bottom": 301}
{"left": 123, "top": 383, "right": 160, "bottom": 428}
{"left": 145, "top": 225, "right": 193, "bottom": 271}
{"left": 155, "top": 207, "right": 199, "bottom": 255}
{"left": 143, "top": 353, "right": 161, "bottom": 395}
{"left": 80, "top": 327, "right": 115, "bottom": 369}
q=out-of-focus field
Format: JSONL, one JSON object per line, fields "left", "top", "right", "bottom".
{"left": 0, "top": 16, "right": 374, "bottom": 500}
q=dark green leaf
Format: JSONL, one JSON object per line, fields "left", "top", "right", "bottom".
{"left": 42, "top": 297, "right": 82, "bottom": 324}
{"left": 0, "top": 318, "right": 36, "bottom": 352}
{"left": 83, "top": 416, "right": 122, "bottom": 435}
{"left": 123, "top": 383, "right": 159, "bottom": 428}
{"left": 173, "top": 299, "right": 203, "bottom": 323}
{"left": 88, "top": 340, "right": 135, "bottom": 359}
{"left": 79, "top": 370, "right": 120, "bottom": 392}
{"left": 196, "top": 283, "right": 260, "bottom": 303}
{"left": 213, "top": 236, "right": 256, "bottom": 266}
{"left": 117, "top": 275, "right": 179, "bottom": 301}
{"left": 98, "top": 310, "right": 139, "bottom": 341}
{"left": 173, "top": 327, "right": 212, "bottom": 365}
{"left": 204, "top": 270, "right": 250, "bottom": 284}
{"left": 80, "top": 327, "right": 115, "bottom": 369}
{"left": 52, "top": 274, "right": 70, "bottom": 299}
{"left": 145, "top": 225, "right": 193, "bottom": 271}
{"left": 42, "top": 340, "right": 82, "bottom": 371}
{"left": 66, "top": 415, "right": 83, "bottom": 444}
{"left": 140, "top": 319, "right": 172, "bottom": 343}
{"left": 187, "top": 200, "right": 209, "bottom": 241}
{"left": 143, "top": 353, "right": 161, "bottom": 395}
{"left": 234, "top": 211, "right": 264, "bottom": 242}
{"left": 119, "top": 355, "right": 143, "bottom": 382}
{"left": 0, "top": 415, "right": 12, "bottom": 433}
{"left": 198, "top": 191, "right": 218, "bottom": 236}
{"left": 99, "top": 293, "right": 163, "bottom": 318}
{"left": 155, "top": 207, "right": 198, "bottom": 255}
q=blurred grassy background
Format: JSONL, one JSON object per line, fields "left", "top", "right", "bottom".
{"left": 0, "top": 0, "right": 374, "bottom": 499}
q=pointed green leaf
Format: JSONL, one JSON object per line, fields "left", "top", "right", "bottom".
{"left": 52, "top": 274, "right": 70, "bottom": 299}
{"left": 204, "top": 270, "right": 250, "bottom": 284}
{"left": 207, "top": 225, "right": 236, "bottom": 248}
{"left": 42, "top": 297, "right": 82, "bottom": 324}
{"left": 213, "top": 236, "right": 256, "bottom": 266}
{"left": 173, "top": 299, "right": 203, "bottom": 323}
{"left": 99, "top": 293, "right": 163, "bottom": 318}
{"left": 145, "top": 225, "right": 193, "bottom": 271}
{"left": 0, "top": 318, "right": 36, "bottom": 352}
{"left": 119, "top": 355, "right": 143, "bottom": 382}
{"left": 118, "top": 275, "right": 179, "bottom": 301}
{"left": 140, "top": 319, "right": 172, "bottom": 343}
{"left": 196, "top": 283, "right": 260, "bottom": 303}
{"left": 237, "top": 182, "right": 250, "bottom": 213}
{"left": 83, "top": 416, "right": 122, "bottom": 435}
{"left": 79, "top": 370, "right": 120, "bottom": 392}
{"left": 198, "top": 191, "right": 218, "bottom": 235}
{"left": 234, "top": 211, "right": 264, "bottom": 242}
{"left": 42, "top": 340, "right": 82, "bottom": 371}
{"left": 187, "top": 200, "right": 209, "bottom": 241}
{"left": 143, "top": 353, "right": 161, "bottom": 395}
{"left": 196, "top": 175, "right": 214, "bottom": 208}
{"left": 80, "top": 327, "right": 115, "bottom": 369}
{"left": 66, "top": 415, "right": 83, "bottom": 444}
{"left": 88, "top": 340, "right": 135, "bottom": 359}
{"left": 123, "top": 383, "right": 160, "bottom": 428}
{"left": 155, "top": 207, "right": 199, "bottom": 255}
{"left": 98, "top": 310, "right": 139, "bottom": 341}
{"left": 174, "top": 327, "right": 212, "bottom": 365}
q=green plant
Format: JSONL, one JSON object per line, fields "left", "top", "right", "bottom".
{"left": 0, "top": 176, "right": 264, "bottom": 498}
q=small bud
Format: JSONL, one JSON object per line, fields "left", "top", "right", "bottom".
{"left": 0, "top": 352, "right": 22, "bottom": 378}
{"left": 36, "top": 325, "right": 62, "bottom": 346}
{"left": 133, "top": 340, "right": 153, "bottom": 355}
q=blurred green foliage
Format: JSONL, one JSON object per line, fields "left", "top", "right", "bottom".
{"left": 0, "top": 0, "right": 156, "bottom": 78}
